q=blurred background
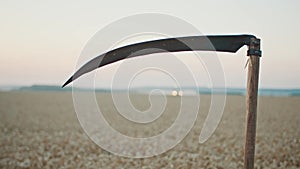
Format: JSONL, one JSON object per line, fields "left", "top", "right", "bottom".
{"left": 0, "top": 0, "right": 299, "bottom": 89}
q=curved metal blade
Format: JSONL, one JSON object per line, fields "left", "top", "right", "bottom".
{"left": 62, "top": 34, "right": 255, "bottom": 87}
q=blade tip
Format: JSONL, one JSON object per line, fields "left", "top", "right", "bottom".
{"left": 62, "top": 76, "right": 73, "bottom": 88}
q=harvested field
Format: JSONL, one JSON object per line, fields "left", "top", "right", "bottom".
{"left": 0, "top": 91, "right": 299, "bottom": 168}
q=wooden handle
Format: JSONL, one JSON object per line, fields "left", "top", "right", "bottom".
{"left": 244, "top": 38, "right": 260, "bottom": 169}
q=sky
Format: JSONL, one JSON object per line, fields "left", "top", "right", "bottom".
{"left": 0, "top": 0, "right": 299, "bottom": 89}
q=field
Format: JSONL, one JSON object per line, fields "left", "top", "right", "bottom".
{"left": 0, "top": 91, "right": 299, "bottom": 168}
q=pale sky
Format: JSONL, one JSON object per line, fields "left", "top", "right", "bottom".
{"left": 0, "top": 0, "right": 299, "bottom": 88}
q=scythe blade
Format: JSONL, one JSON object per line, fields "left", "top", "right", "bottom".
{"left": 62, "top": 34, "right": 255, "bottom": 87}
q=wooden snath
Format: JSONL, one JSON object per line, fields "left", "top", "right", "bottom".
{"left": 244, "top": 37, "right": 261, "bottom": 169}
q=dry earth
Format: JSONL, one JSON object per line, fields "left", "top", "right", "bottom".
{"left": 0, "top": 91, "right": 299, "bottom": 168}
